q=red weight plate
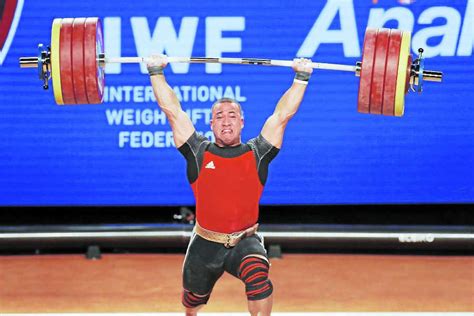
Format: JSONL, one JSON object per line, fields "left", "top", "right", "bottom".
{"left": 59, "top": 18, "right": 76, "bottom": 104}
{"left": 84, "top": 17, "right": 104, "bottom": 104}
{"left": 357, "top": 28, "right": 377, "bottom": 114}
{"left": 72, "top": 18, "right": 89, "bottom": 104}
{"left": 382, "top": 30, "right": 403, "bottom": 116}
{"left": 369, "top": 28, "right": 390, "bottom": 115}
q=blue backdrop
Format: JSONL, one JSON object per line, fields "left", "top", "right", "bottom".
{"left": 0, "top": 0, "right": 473, "bottom": 206}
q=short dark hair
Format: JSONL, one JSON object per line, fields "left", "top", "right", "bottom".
{"left": 211, "top": 98, "right": 243, "bottom": 116}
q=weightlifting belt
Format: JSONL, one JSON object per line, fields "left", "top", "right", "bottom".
{"left": 195, "top": 222, "right": 259, "bottom": 248}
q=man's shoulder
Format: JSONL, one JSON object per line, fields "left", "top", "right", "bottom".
{"left": 246, "top": 134, "right": 274, "bottom": 150}
{"left": 178, "top": 132, "right": 210, "bottom": 156}
{"left": 247, "top": 134, "right": 280, "bottom": 163}
{"left": 189, "top": 132, "right": 211, "bottom": 147}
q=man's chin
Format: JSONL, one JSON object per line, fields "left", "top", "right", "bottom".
{"left": 221, "top": 133, "right": 233, "bottom": 140}
{"left": 219, "top": 136, "right": 239, "bottom": 146}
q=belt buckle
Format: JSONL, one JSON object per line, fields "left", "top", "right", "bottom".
{"left": 224, "top": 234, "right": 232, "bottom": 248}
{"left": 225, "top": 231, "right": 246, "bottom": 248}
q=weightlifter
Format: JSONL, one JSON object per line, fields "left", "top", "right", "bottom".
{"left": 147, "top": 54, "right": 312, "bottom": 316}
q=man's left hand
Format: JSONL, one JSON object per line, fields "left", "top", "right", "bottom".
{"left": 292, "top": 57, "right": 313, "bottom": 74}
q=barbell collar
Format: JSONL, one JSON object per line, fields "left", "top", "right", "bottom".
{"left": 19, "top": 57, "right": 39, "bottom": 68}
{"left": 355, "top": 62, "right": 362, "bottom": 77}
{"left": 410, "top": 70, "right": 443, "bottom": 86}
{"left": 421, "top": 70, "right": 442, "bottom": 82}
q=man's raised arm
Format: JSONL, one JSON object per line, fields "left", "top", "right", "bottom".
{"left": 261, "top": 58, "right": 313, "bottom": 149}
{"left": 147, "top": 55, "right": 195, "bottom": 148}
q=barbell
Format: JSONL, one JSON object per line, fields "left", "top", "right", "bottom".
{"left": 19, "top": 17, "right": 443, "bottom": 117}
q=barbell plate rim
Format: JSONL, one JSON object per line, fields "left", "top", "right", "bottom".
{"left": 84, "top": 17, "right": 103, "bottom": 104}
{"left": 72, "top": 18, "right": 89, "bottom": 104}
{"left": 395, "top": 31, "right": 411, "bottom": 117}
{"left": 382, "top": 29, "right": 403, "bottom": 116}
{"left": 59, "top": 18, "right": 76, "bottom": 104}
{"left": 51, "top": 18, "right": 64, "bottom": 105}
{"left": 357, "top": 27, "right": 378, "bottom": 114}
{"left": 369, "top": 28, "right": 390, "bottom": 115}
{"left": 96, "top": 18, "right": 105, "bottom": 102}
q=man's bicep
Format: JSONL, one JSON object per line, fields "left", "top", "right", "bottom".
{"left": 260, "top": 114, "right": 287, "bottom": 149}
{"left": 169, "top": 109, "right": 196, "bottom": 148}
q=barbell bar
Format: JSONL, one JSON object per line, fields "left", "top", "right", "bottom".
{"left": 105, "top": 56, "right": 358, "bottom": 72}
{"left": 19, "top": 17, "right": 443, "bottom": 117}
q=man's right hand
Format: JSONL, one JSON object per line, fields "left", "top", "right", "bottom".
{"left": 147, "top": 54, "right": 168, "bottom": 76}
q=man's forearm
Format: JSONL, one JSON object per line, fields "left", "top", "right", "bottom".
{"left": 274, "top": 82, "right": 308, "bottom": 121}
{"left": 146, "top": 55, "right": 195, "bottom": 147}
{"left": 150, "top": 74, "right": 182, "bottom": 118}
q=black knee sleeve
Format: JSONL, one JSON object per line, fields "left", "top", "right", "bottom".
{"left": 182, "top": 289, "right": 210, "bottom": 308}
{"left": 239, "top": 256, "right": 273, "bottom": 301}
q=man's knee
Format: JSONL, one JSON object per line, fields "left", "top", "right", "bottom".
{"left": 182, "top": 289, "right": 211, "bottom": 308}
{"left": 238, "top": 256, "right": 273, "bottom": 301}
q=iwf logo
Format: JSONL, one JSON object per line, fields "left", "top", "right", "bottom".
{"left": 0, "top": 0, "right": 24, "bottom": 65}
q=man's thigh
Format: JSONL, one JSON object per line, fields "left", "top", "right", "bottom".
{"left": 183, "top": 234, "right": 227, "bottom": 294}
{"left": 224, "top": 234, "right": 268, "bottom": 278}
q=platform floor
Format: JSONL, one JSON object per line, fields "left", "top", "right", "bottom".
{"left": 0, "top": 253, "right": 472, "bottom": 313}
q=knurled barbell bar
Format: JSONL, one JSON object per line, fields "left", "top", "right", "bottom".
{"left": 19, "top": 17, "right": 443, "bottom": 117}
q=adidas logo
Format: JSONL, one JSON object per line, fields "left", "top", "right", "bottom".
{"left": 205, "top": 161, "right": 216, "bottom": 169}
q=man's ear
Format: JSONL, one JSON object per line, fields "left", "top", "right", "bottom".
{"left": 241, "top": 118, "right": 244, "bottom": 128}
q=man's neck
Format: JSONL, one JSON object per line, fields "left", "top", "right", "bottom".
{"left": 214, "top": 140, "right": 242, "bottom": 148}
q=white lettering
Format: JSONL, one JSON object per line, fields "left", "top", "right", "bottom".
{"left": 117, "top": 130, "right": 211, "bottom": 148}
{"left": 154, "top": 110, "right": 167, "bottom": 125}
{"left": 141, "top": 109, "right": 153, "bottom": 125}
{"left": 118, "top": 131, "right": 129, "bottom": 148}
{"left": 205, "top": 17, "right": 245, "bottom": 73}
{"left": 173, "top": 86, "right": 183, "bottom": 102}
{"left": 298, "top": 0, "right": 360, "bottom": 57}
{"left": 142, "top": 131, "right": 154, "bottom": 148}
{"left": 209, "top": 86, "right": 223, "bottom": 100}
{"left": 107, "top": 86, "right": 121, "bottom": 103}
{"left": 106, "top": 109, "right": 123, "bottom": 125}
{"left": 166, "top": 132, "right": 175, "bottom": 147}
{"left": 458, "top": 0, "right": 474, "bottom": 56}
{"left": 145, "top": 86, "right": 156, "bottom": 102}
{"left": 184, "top": 108, "right": 212, "bottom": 125}
{"left": 367, "top": 7, "right": 414, "bottom": 32}
{"left": 105, "top": 109, "right": 167, "bottom": 126}
{"left": 105, "top": 85, "right": 244, "bottom": 103}
{"left": 123, "top": 109, "right": 135, "bottom": 125}
{"left": 122, "top": 86, "right": 133, "bottom": 102}
{"left": 130, "top": 131, "right": 141, "bottom": 148}
{"left": 192, "top": 109, "right": 203, "bottom": 124}
{"left": 104, "top": 17, "right": 122, "bottom": 74}
{"left": 131, "top": 17, "right": 199, "bottom": 74}
{"left": 197, "top": 86, "right": 209, "bottom": 102}
{"left": 133, "top": 86, "right": 144, "bottom": 103}
{"left": 234, "top": 86, "right": 247, "bottom": 102}
{"left": 399, "top": 234, "right": 435, "bottom": 243}
{"left": 412, "top": 7, "right": 462, "bottom": 57}
{"left": 154, "top": 132, "right": 165, "bottom": 147}
{"left": 223, "top": 86, "right": 235, "bottom": 99}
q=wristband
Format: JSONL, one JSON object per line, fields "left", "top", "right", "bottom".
{"left": 294, "top": 71, "right": 311, "bottom": 82}
{"left": 147, "top": 65, "right": 164, "bottom": 76}
{"left": 293, "top": 78, "right": 308, "bottom": 85}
